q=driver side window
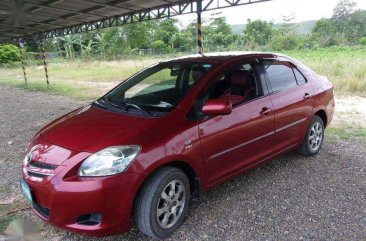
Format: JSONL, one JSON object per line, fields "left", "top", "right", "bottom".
{"left": 189, "top": 62, "right": 262, "bottom": 120}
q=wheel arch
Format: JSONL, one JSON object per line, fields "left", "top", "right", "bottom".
{"left": 164, "top": 161, "right": 201, "bottom": 198}
{"left": 132, "top": 160, "right": 201, "bottom": 217}
{"left": 314, "top": 109, "right": 328, "bottom": 127}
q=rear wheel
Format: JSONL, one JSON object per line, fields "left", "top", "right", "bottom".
{"left": 134, "top": 166, "right": 190, "bottom": 239}
{"left": 298, "top": 115, "right": 324, "bottom": 156}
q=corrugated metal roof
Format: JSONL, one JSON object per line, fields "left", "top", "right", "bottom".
{"left": 0, "top": 0, "right": 270, "bottom": 43}
{"left": 0, "top": 0, "right": 188, "bottom": 42}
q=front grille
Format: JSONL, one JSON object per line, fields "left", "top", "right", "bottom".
{"left": 30, "top": 161, "right": 57, "bottom": 170}
{"left": 33, "top": 201, "right": 50, "bottom": 219}
{"left": 27, "top": 171, "right": 50, "bottom": 179}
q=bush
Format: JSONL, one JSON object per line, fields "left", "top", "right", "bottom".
{"left": 151, "top": 40, "right": 167, "bottom": 51}
{"left": 0, "top": 44, "right": 21, "bottom": 64}
{"left": 269, "top": 34, "right": 303, "bottom": 51}
{"left": 359, "top": 37, "right": 366, "bottom": 46}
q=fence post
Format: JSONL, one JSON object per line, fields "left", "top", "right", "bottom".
{"left": 18, "top": 44, "right": 28, "bottom": 87}
{"left": 39, "top": 42, "right": 49, "bottom": 87}
{"left": 196, "top": 0, "right": 203, "bottom": 54}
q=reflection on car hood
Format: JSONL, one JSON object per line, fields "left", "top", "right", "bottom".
{"left": 40, "top": 105, "right": 159, "bottom": 152}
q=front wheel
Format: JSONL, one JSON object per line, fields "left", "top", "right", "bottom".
{"left": 298, "top": 115, "right": 324, "bottom": 156}
{"left": 134, "top": 166, "right": 190, "bottom": 239}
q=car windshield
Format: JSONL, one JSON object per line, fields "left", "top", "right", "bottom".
{"left": 98, "top": 62, "right": 213, "bottom": 117}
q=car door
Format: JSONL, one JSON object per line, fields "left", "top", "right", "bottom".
{"left": 197, "top": 62, "right": 275, "bottom": 185}
{"left": 263, "top": 59, "right": 314, "bottom": 153}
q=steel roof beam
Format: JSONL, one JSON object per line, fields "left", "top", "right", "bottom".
{"left": 23, "top": 1, "right": 109, "bottom": 19}
{"left": 0, "top": 0, "right": 271, "bottom": 42}
{"left": 75, "top": 0, "right": 136, "bottom": 11}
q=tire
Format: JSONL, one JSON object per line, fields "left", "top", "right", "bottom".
{"left": 134, "top": 166, "right": 190, "bottom": 239}
{"left": 297, "top": 115, "right": 324, "bottom": 156}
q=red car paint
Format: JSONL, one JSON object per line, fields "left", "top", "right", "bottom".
{"left": 22, "top": 52, "right": 334, "bottom": 236}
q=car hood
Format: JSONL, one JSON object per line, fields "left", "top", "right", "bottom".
{"left": 40, "top": 105, "right": 159, "bottom": 152}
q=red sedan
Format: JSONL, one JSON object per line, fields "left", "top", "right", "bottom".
{"left": 20, "top": 52, "right": 334, "bottom": 239}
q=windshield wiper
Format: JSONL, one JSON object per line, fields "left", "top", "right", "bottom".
{"left": 103, "top": 97, "right": 152, "bottom": 117}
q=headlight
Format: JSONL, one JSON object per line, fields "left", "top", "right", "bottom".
{"left": 78, "top": 146, "right": 141, "bottom": 177}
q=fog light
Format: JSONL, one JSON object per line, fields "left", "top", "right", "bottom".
{"left": 76, "top": 213, "right": 102, "bottom": 226}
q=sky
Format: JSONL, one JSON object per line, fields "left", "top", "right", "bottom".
{"left": 175, "top": 0, "right": 366, "bottom": 26}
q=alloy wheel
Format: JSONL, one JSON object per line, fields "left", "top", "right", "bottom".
{"left": 308, "top": 121, "right": 323, "bottom": 151}
{"left": 156, "top": 179, "right": 186, "bottom": 229}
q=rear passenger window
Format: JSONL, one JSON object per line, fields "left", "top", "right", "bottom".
{"left": 264, "top": 62, "right": 297, "bottom": 92}
{"left": 293, "top": 68, "right": 307, "bottom": 85}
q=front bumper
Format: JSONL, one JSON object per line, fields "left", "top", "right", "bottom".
{"left": 23, "top": 171, "right": 145, "bottom": 236}
{"left": 21, "top": 139, "right": 146, "bottom": 237}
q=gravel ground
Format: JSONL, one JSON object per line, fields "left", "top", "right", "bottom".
{"left": 0, "top": 86, "right": 365, "bottom": 240}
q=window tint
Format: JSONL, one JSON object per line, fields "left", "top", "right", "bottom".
{"left": 293, "top": 68, "right": 307, "bottom": 85}
{"left": 204, "top": 63, "right": 261, "bottom": 106}
{"left": 188, "top": 64, "right": 212, "bottom": 86}
{"left": 104, "top": 62, "right": 212, "bottom": 115}
{"left": 265, "top": 62, "right": 297, "bottom": 92}
{"left": 125, "top": 68, "right": 176, "bottom": 98}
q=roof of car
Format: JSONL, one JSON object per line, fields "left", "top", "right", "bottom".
{"left": 165, "top": 51, "right": 280, "bottom": 64}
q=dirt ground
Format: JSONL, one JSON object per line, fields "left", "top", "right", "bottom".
{"left": 0, "top": 86, "right": 365, "bottom": 240}
{"left": 333, "top": 95, "right": 366, "bottom": 128}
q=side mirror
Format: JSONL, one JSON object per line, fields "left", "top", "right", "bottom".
{"left": 202, "top": 99, "right": 232, "bottom": 116}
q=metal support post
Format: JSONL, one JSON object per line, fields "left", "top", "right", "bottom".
{"left": 19, "top": 44, "right": 28, "bottom": 86}
{"left": 39, "top": 42, "right": 49, "bottom": 86}
{"left": 196, "top": 0, "right": 203, "bottom": 54}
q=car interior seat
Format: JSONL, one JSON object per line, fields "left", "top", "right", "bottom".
{"left": 220, "top": 70, "right": 253, "bottom": 105}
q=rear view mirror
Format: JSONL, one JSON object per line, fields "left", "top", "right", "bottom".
{"left": 170, "top": 68, "right": 180, "bottom": 76}
{"left": 202, "top": 99, "right": 232, "bottom": 116}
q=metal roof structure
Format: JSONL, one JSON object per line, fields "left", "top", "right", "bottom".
{"left": 0, "top": 0, "right": 270, "bottom": 43}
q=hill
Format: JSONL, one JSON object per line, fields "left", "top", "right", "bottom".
{"left": 231, "top": 20, "right": 316, "bottom": 35}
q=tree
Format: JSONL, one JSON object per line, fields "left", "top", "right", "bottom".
{"left": 244, "top": 19, "right": 273, "bottom": 46}
{"left": 332, "top": 0, "right": 356, "bottom": 32}
{"left": 279, "top": 14, "right": 296, "bottom": 34}
{"left": 312, "top": 18, "right": 338, "bottom": 47}
{"left": 59, "top": 35, "right": 80, "bottom": 59}
{"left": 153, "top": 19, "right": 179, "bottom": 46}
{"left": 42, "top": 38, "right": 59, "bottom": 52}
{"left": 79, "top": 39, "right": 95, "bottom": 58}
{"left": 174, "top": 32, "right": 194, "bottom": 52}
{"left": 205, "top": 13, "right": 233, "bottom": 50}
{"left": 208, "top": 13, "right": 232, "bottom": 36}
{"left": 345, "top": 10, "right": 366, "bottom": 43}
{"left": 184, "top": 20, "right": 200, "bottom": 50}
{"left": 123, "top": 22, "right": 155, "bottom": 49}
{"left": 95, "top": 28, "right": 121, "bottom": 60}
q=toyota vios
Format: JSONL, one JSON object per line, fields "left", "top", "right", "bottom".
{"left": 21, "top": 52, "right": 334, "bottom": 239}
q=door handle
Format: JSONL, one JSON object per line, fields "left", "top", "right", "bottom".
{"left": 260, "top": 107, "right": 272, "bottom": 116}
{"left": 303, "top": 93, "right": 313, "bottom": 100}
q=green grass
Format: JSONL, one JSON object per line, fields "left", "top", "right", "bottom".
{"left": 326, "top": 124, "right": 366, "bottom": 141}
{"left": 0, "top": 78, "right": 99, "bottom": 100}
{"left": 0, "top": 58, "right": 160, "bottom": 83}
{"left": 0, "top": 199, "right": 20, "bottom": 233}
{"left": 0, "top": 46, "right": 365, "bottom": 100}
{"left": 0, "top": 214, "right": 16, "bottom": 233}
{"left": 285, "top": 46, "right": 366, "bottom": 95}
